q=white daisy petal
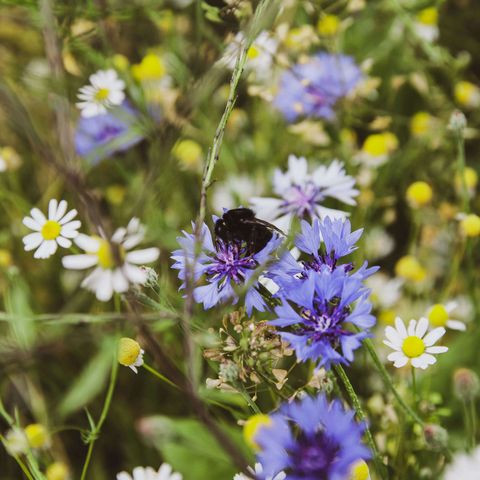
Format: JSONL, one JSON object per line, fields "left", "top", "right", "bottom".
{"left": 407, "top": 319, "right": 417, "bottom": 336}
{"left": 30, "top": 207, "right": 46, "bottom": 224}
{"left": 62, "top": 254, "right": 98, "bottom": 270}
{"left": 56, "top": 236, "right": 72, "bottom": 248}
{"left": 23, "top": 216, "right": 41, "bottom": 231}
{"left": 426, "top": 346, "right": 448, "bottom": 354}
{"left": 34, "top": 241, "right": 52, "bottom": 259}
{"left": 126, "top": 248, "right": 160, "bottom": 265}
{"left": 415, "top": 317, "right": 429, "bottom": 338}
{"left": 75, "top": 234, "right": 100, "bottom": 252}
{"left": 385, "top": 326, "right": 403, "bottom": 347}
{"left": 54, "top": 200, "right": 68, "bottom": 221}
{"left": 112, "top": 269, "right": 129, "bottom": 293}
{"left": 23, "top": 232, "right": 43, "bottom": 250}
{"left": 123, "top": 263, "right": 147, "bottom": 284}
{"left": 394, "top": 317, "right": 408, "bottom": 338}
{"left": 59, "top": 209, "right": 78, "bottom": 225}
{"left": 423, "top": 327, "right": 446, "bottom": 347}
{"left": 446, "top": 320, "right": 466, "bottom": 331}
{"left": 94, "top": 270, "right": 114, "bottom": 301}
{"left": 48, "top": 199, "right": 58, "bottom": 220}
{"left": 393, "top": 357, "right": 408, "bottom": 368}
{"left": 383, "top": 340, "right": 401, "bottom": 351}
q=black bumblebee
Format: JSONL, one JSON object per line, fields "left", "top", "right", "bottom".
{"left": 214, "top": 208, "right": 284, "bottom": 255}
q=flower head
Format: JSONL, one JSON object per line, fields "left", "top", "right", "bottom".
{"left": 406, "top": 181, "right": 433, "bottom": 207}
{"left": 23, "top": 199, "right": 81, "bottom": 259}
{"left": 171, "top": 222, "right": 281, "bottom": 315}
{"left": 270, "top": 268, "right": 375, "bottom": 369}
{"left": 76, "top": 69, "right": 126, "bottom": 118}
{"left": 234, "top": 464, "right": 286, "bottom": 480}
{"left": 62, "top": 218, "right": 159, "bottom": 301}
{"left": 46, "top": 462, "right": 70, "bottom": 480}
{"left": 118, "top": 337, "right": 144, "bottom": 373}
{"left": 75, "top": 102, "right": 143, "bottom": 164}
{"left": 384, "top": 317, "right": 448, "bottom": 369}
{"left": 427, "top": 302, "right": 466, "bottom": 331}
{"left": 455, "top": 81, "right": 480, "bottom": 109}
{"left": 274, "top": 52, "right": 362, "bottom": 122}
{"left": 117, "top": 464, "right": 182, "bottom": 480}
{"left": 24, "top": 423, "right": 50, "bottom": 449}
{"left": 251, "top": 156, "right": 358, "bottom": 231}
{"left": 256, "top": 394, "right": 371, "bottom": 480}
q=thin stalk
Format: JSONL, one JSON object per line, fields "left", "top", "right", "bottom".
{"left": 470, "top": 399, "right": 477, "bottom": 449}
{"left": 363, "top": 338, "right": 424, "bottom": 426}
{"left": 143, "top": 363, "right": 180, "bottom": 390}
{"left": 0, "top": 434, "right": 34, "bottom": 480}
{"left": 334, "top": 364, "right": 385, "bottom": 480}
{"left": 411, "top": 368, "right": 417, "bottom": 405}
{"left": 79, "top": 356, "right": 118, "bottom": 480}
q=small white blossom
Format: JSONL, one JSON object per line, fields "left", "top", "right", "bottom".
{"left": 384, "top": 317, "right": 448, "bottom": 370}
{"left": 234, "top": 463, "right": 286, "bottom": 480}
{"left": 22, "top": 199, "right": 81, "bottom": 259}
{"left": 117, "top": 464, "right": 182, "bottom": 480}
{"left": 62, "top": 218, "right": 159, "bottom": 302}
{"left": 76, "top": 69, "right": 125, "bottom": 117}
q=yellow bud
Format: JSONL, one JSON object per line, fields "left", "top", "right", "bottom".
{"left": 0, "top": 146, "right": 22, "bottom": 170}
{"left": 416, "top": 7, "right": 438, "bottom": 26}
{"left": 406, "top": 181, "right": 432, "bottom": 207}
{"left": 379, "top": 309, "right": 396, "bottom": 326}
{"left": 112, "top": 54, "right": 129, "bottom": 72}
{"left": 455, "top": 81, "right": 480, "bottom": 108}
{"left": 118, "top": 338, "right": 142, "bottom": 367}
{"left": 455, "top": 167, "right": 478, "bottom": 192}
{"left": 428, "top": 304, "right": 449, "bottom": 327}
{"left": 317, "top": 14, "right": 340, "bottom": 37}
{"left": 105, "top": 185, "right": 127, "bottom": 206}
{"left": 395, "top": 255, "right": 426, "bottom": 283}
{"left": 410, "top": 112, "right": 432, "bottom": 137}
{"left": 350, "top": 459, "right": 370, "bottom": 480}
{"left": 24, "top": 424, "right": 49, "bottom": 449}
{"left": 362, "top": 132, "right": 397, "bottom": 157}
{"left": 243, "top": 414, "right": 271, "bottom": 450}
{"left": 132, "top": 53, "right": 166, "bottom": 81}
{"left": 460, "top": 214, "right": 480, "bottom": 237}
{"left": 173, "top": 139, "right": 203, "bottom": 170}
{"left": 46, "top": 462, "right": 70, "bottom": 480}
{"left": 0, "top": 248, "right": 12, "bottom": 268}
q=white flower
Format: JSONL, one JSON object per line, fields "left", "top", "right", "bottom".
{"left": 426, "top": 301, "right": 466, "bottom": 331}
{"left": 3, "top": 428, "right": 28, "bottom": 456}
{"left": 22, "top": 199, "right": 81, "bottom": 259}
{"left": 414, "top": 22, "right": 439, "bottom": 42}
{"left": 212, "top": 174, "right": 261, "bottom": 212}
{"left": 363, "top": 227, "right": 395, "bottom": 260}
{"left": 222, "top": 31, "right": 278, "bottom": 82}
{"left": 384, "top": 317, "right": 448, "bottom": 370}
{"left": 444, "top": 446, "right": 480, "bottom": 480}
{"left": 251, "top": 155, "right": 358, "bottom": 231}
{"left": 76, "top": 69, "right": 125, "bottom": 118}
{"left": 62, "top": 218, "right": 159, "bottom": 302}
{"left": 117, "top": 463, "right": 182, "bottom": 480}
{"left": 365, "top": 274, "right": 403, "bottom": 309}
{"left": 234, "top": 463, "right": 286, "bottom": 480}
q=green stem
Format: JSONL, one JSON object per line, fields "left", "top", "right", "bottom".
{"left": 455, "top": 130, "right": 470, "bottom": 213}
{"left": 143, "top": 363, "right": 179, "bottom": 390}
{"left": 363, "top": 338, "right": 424, "bottom": 426}
{"left": 0, "top": 434, "right": 35, "bottom": 480}
{"left": 411, "top": 368, "right": 417, "bottom": 405}
{"left": 334, "top": 364, "right": 385, "bottom": 480}
{"left": 471, "top": 399, "right": 477, "bottom": 449}
{"left": 80, "top": 355, "right": 118, "bottom": 480}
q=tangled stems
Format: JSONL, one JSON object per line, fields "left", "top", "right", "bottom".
{"left": 363, "top": 338, "right": 424, "bottom": 426}
{"left": 333, "top": 364, "right": 386, "bottom": 480}
{"left": 79, "top": 353, "right": 118, "bottom": 480}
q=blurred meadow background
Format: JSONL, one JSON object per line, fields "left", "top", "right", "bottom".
{"left": 1, "top": 0, "right": 480, "bottom": 479}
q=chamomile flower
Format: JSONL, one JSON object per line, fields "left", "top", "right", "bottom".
{"left": 233, "top": 463, "right": 286, "bottom": 480}
{"left": 384, "top": 317, "right": 448, "bottom": 370}
{"left": 117, "top": 464, "right": 182, "bottom": 480}
{"left": 427, "top": 302, "right": 466, "bottom": 331}
{"left": 414, "top": 7, "right": 439, "bottom": 42}
{"left": 118, "top": 337, "right": 144, "bottom": 373}
{"left": 62, "top": 218, "right": 159, "bottom": 302}
{"left": 251, "top": 155, "right": 358, "bottom": 231}
{"left": 76, "top": 69, "right": 126, "bottom": 118}
{"left": 22, "top": 199, "right": 81, "bottom": 259}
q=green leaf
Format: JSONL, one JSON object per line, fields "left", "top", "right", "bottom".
{"left": 57, "top": 338, "right": 115, "bottom": 418}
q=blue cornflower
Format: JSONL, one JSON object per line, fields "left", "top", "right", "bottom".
{"left": 171, "top": 222, "right": 282, "bottom": 315}
{"left": 270, "top": 217, "right": 378, "bottom": 286}
{"left": 270, "top": 268, "right": 375, "bottom": 369}
{"left": 75, "top": 103, "right": 144, "bottom": 164}
{"left": 274, "top": 52, "right": 362, "bottom": 122}
{"left": 256, "top": 394, "right": 371, "bottom": 480}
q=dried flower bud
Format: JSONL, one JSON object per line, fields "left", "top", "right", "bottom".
{"left": 453, "top": 368, "right": 480, "bottom": 400}
{"left": 219, "top": 361, "right": 239, "bottom": 383}
{"left": 423, "top": 424, "right": 448, "bottom": 450}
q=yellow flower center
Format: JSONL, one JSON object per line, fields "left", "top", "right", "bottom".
{"left": 350, "top": 459, "right": 370, "bottom": 480}
{"left": 243, "top": 414, "right": 272, "bottom": 450}
{"left": 132, "top": 53, "right": 166, "bottom": 81}
{"left": 395, "top": 255, "right": 426, "bottom": 283}
{"left": 461, "top": 214, "right": 480, "bottom": 237}
{"left": 402, "top": 336, "right": 425, "bottom": 358}
{"left": 362, "top": 134, "right": 388, "bottom": 157}
{"left": 24, "top": 424, "right": 49, "bottom": 449}
{"left": 455, "top": 81, "right": 479, "bottom": 107}
{"left": 317, "top": 14, "right": 340, "bottom": 36}
{"left": 96, "top": 239, "right": 124, "bottom": 269}
{"left": 428, "top": 304, "right": 449, "bottom": 327}
{"left": 118, "top": 337, "right": 141, "bottom": 366}
{"left": 46, "top": 462, "right": 69, "bottom": 480}
{"left": 410, "top": 112, "right": 432, "bottom": 136}
{"left": 94, "top": 88, "right": 110, "bottom": 101}
{"left": 416, "top": 7, "right": 438, "bottom": 26}
{"left": 41, "top": 220, "right": 61, "bottom": 240}
{"left": 247, "top": 45, "right": 260, "bottom": 59}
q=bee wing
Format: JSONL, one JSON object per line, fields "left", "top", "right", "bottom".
{"left": 242, "top": 218, "right": 286, "bottom": 236}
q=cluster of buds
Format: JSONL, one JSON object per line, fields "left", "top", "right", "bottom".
{"left": 204, "top": 310, "right": 292, "bottom": 389}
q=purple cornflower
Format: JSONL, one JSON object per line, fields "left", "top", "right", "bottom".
{"left": 75, "top": 103, "right": 144, "bottom": 164}
{"left": 274, "top": 52, "right": 362, "bottom": 122}
{"left": 270, "top": 217, "right": 378, "bottom": 288}
{"left": 171, "top": 222, "right": 281, "bottom": 315}
{"left": 270, "top": 268, "right": 375, "bottom": 369}
{"left": 256, "top": 394, "right": 371, "bottom": 480}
